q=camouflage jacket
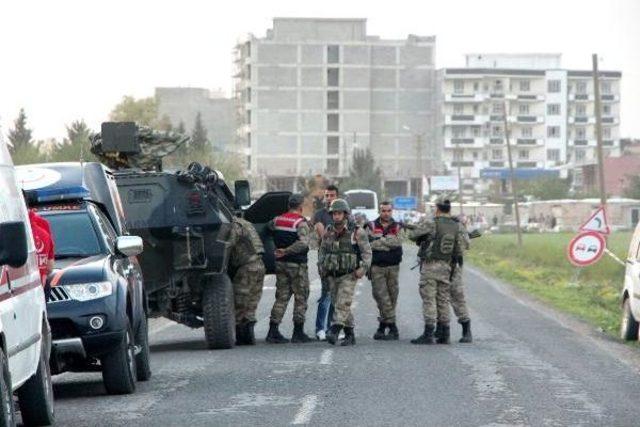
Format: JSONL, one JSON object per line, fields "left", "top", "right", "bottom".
{"left": 318, "top": 223, "right": 372, "bottom": 276}
{"left": 228, "top": 217, "right": 264, "bottom": 268}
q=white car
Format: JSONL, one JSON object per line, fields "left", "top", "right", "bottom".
{"left": 0, "top": 138, "right": 54, "bottom": 425}
{"left": 344, "top": 189, "right": 379, "bottom": 222}
{"left": 621, "top": 221, "right": 640, "bottom": 341}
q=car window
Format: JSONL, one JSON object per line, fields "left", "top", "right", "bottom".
{"left": 91, "top": 206, "right": 118, "bottom": 251}
{"left": 43, "top": 211, "right": 102, "bottom": 258}
{"left": 346, "top": 192, "right": 376, "bottom": 209}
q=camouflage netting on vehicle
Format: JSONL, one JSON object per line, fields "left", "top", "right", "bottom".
{"left": 90, "top": 126, "right": 190, "bottom": 170}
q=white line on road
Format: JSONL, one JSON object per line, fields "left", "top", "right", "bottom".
{"left": 319, "top": 349, "right": 333, "bottom": 365}
{"left": 292, "top": 395, "right": 318, "bottom": 425}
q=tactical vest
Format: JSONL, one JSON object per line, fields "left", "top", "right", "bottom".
{"left": 321, "top": 224, "right": 360, "bottom": 276}
{"left": 230, "top": 217, "right": 264, "bottom": 267}
{"left": 421, "top": 216, "right": 459, "bottom": 263}
{"left": 371, "top": 218, "right": 403, "bottom": 267}
{"left": 273, "top": 212, "right": 308, "bottom": 264}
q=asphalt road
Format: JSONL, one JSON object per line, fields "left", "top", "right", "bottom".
{"left": 49, "top": 246, "right": 640, "bottom": 426}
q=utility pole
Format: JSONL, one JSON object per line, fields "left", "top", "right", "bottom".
{"left": 592, "top": 54, "right": 607, "bottom": 209}
{"left": 503, "top": 101, "right": 523, "bottom": 247}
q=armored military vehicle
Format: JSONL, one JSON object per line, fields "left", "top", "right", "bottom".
{"left": 91, "top": 122, "right": 289, "bottom": 349}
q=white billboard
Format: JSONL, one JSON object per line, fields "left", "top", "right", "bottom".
{"left": 430, "top": 175, "right": 459, "bottom": 191}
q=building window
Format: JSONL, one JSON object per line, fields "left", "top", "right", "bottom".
{"left": 575, "top": 104, "right": 586, "bottom": 116}
{"left": 327, "top": 158, "right": 339, "bottom": 175}
{"left": 493, "top": 80, "right": 503, "bottom": 92}
{"left": 453, "top": 79, "right": 464, "bottom": 94}
{"left": 547, "top": 103, "right": 561, "bottom": 115}
{"left": 576, "top": 127, "right": 586, "bottom": 140}
{"left": 452, "top": 126, "right": 466, "bottom": 138}
{"left": 327, "top": 45, "right": 340, "bottom": 64}
{"left": 471, "top": 126, "right": 481, "bottom": 137}
{"left": 247, "top": 132, "right": 251, "bottom": 148}
{"left": 246, "top": 64, "right": 252, "bottom": 79}
{"left": 246, "top": 88, "right": 252, "bottom": 103}
{"left": 247, "top": 155, "right": 251, "bottom": 170}
{"left": 518, "top": 149, "right": 529, "bottom": 159}
{"left": 518, "top": 104, "right": 530, "bottom": 115}
{"left": 602, "top": 104, "right": 611, "bottom": 116}
{"left": 576, "top": 81, "right": 587, "bottom": 94}
{"left": 547, "top": 80, "right": 561, "bottom": 93}
{"left": 473, "top": 82, "right": 479, "bottom": 92}
{"left": 575, "top": 149, "right": 586, "bottom": 161}
{"left": 453, "top": 150, "right": 464, "bottom": 161}
{"left": 247, "top": 110, "right": 251, "bottom": 124}
{"left": 521, "top": 127, "right": 532, "bottom": 138}
{"left": 603, "top": 127, "right": 611, "bottom": 139}
{"left": 327, "top": 68, "right": 339, "bottom": 87}
{"left": 547, "top": 149, "right": 560, "bottom": 162}
{"left": 492, "top": 149, "right": 503, "bottom": 160}
{"left": 519, "top": 80, "right": 530, "bottom": 92}
{"left": 547, "top": 126, "right": 560, "bottom": 138}
{"left": 601, "top": 81, "right": 612, "bottom": 95}
{"left": 472, "top": 105, "right": 479, "bottom": 114}
{"left": 327, "top": 91, "right": 339, "bottom": 110}
{"left": 327, "top": 114, "right": 339, "bottom": 131}
{"left": 327, "top": 136, "right": 340, "bottom": 155}
{"left": 492, "top": 103, "right": 504, "bottom": 114}
{"left": 492, "top": 125, "right": 503, "bottom": 136}
{"left": 454, "top": 104, "right": 464, "bottom": 115}
{"left": 472, "top": 151, "right": 479, "bottom": 160}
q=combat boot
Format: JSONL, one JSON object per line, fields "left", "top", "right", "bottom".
{"left": 291, "top": 322, "right": 313, "bottom": 343}
{"left": 235, "top": 323, "right": 248, "bottom": 346}
{"left": 385, "top": 323, "right": 399, "bottom": 341}
{"left": 266, "top": 322, "right": 289, "bottom": 344}
{"left": 411, "top": 324, "right": 435, "bottom": 345}
{"left": 373, "top": 322, "right": 386, "bottom": 340}
{"left": 434, "top": 323, "right": 443, "bottom": 341}
{"left": 326, "top": 324, "right": 343, "bottom": 345}
{"left": 246, "top": 321, "right": 257, "bottom": 345}
{"left": 340, "top": 327, "right": 356, "bottom": 346}
{"left": 459, "top": 320, "right": 473, "bottom": 343}
{"left": 436, "top": 323, "right": 450, "bottom": 345}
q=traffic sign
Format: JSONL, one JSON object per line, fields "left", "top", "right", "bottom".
{"left": 579, "top": 206, "right": 611, "bottom": 235}
{"left": 567, "top": 231, "right": 606, "bottom": 267}
{"left": 393, "top": 196, "right": 417, "bottom": 210}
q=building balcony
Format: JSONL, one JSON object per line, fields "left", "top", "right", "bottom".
{"left": 489, "top": 138, "right": 504, "bottom": 145}
{"left": 601, "top": 116, "right": 618, "bottom": 124}
{"left": 444, "top": 137, "right": 486, "bottom": 148}
{"left": 516, "top": 138, "right": 543, "bottom": 146}
{"left": 601, "top": 94, "right": 619, "bottom": 102}
{"left": 445, "top": 115, "right": 487, "bottom": 125}
{"left": 446, "top": 93, "right": 486, "bottom": 102}
{"left": 571, "top": 139, "right": 591, "bottom": 146}
{"left": 517, "top": 94, "right": 545, "bottom": 102}
{"left": 569, "top": 93, "right": 592, "bottom": 102}
{"left": 450, "top": 161, "right": 475, "bottom": 167}
{"left": 516, "top": 161, "right": 539, "bottom": 168}
{"left": 516, "top": 115, "right": 544, "bottom": 123}
{"left": 489, "top": 161, "right": 505, "bottom": 168}
{"left": 569, "top": 116, "right": 595, "bottom": 124}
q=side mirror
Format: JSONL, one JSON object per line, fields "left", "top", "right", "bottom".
{"left": 0, "top": 222, "right": 28, "bottom": 268}
{"left": 116, "top": 236, "right": 143, "bottom": 257}
{"left": 235, "top": 180, "right": 251, "bottom": 208}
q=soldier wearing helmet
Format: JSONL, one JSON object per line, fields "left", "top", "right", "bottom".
{"left": 266, "top": 194, "right": 313, "bottom": 344}
{"left": 318, "top": 199, "right": 372, "bottom": 346}
{"left": 408, "top": 193, "right": 464, "bottom": 345}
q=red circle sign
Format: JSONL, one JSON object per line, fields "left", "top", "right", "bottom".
{"left": 567, "top": 231, "right": 606, "bottom": 267}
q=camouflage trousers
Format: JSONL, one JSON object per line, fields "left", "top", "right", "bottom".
{"left": 270, "top": 262, "right": 310, "bottom": 324}
{"left": 233, "top": 259, "right": 266, "bottom": 324}
{"left": 370, "top": 265, "right": 400, "bottom": 323}
{"left": 328, "top": 273, "right": 358, "bottom": 328}
{"left": 450, "top": 265, "right": 470, "bottom": 323}
{"left": 418, "top": 260, "right": 452, "bottom": 325}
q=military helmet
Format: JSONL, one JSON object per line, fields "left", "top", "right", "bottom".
{"left": 288, "top": 193, "right": 305, "bottom": 209}
{"left": 329, "top": 198, "right": 350, "bottom": 214}
{"left": 435, "top": 193, "right": 452, "bottom": 209}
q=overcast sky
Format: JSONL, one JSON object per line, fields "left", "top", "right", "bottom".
{"left": 1, "top": 0, "right": 638, "bottom": 141}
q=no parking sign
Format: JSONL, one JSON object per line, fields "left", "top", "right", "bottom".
{"left": 567, "top": 231, "right": 606, "bottom": 267}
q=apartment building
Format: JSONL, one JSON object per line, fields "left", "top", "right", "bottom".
{"left": 234, "top": 18, "right": 437, "bottom": 196}
{"left": 439, "top": 54, "right": 621, "bottom": 196}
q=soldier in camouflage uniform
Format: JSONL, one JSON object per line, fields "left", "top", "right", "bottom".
{"left": 318, "top": 199, "right": 372, "bottom": 346}
{"left": 449, "top": 216, "right": 472, "bottom": 343}
{"left": 266, "top": 194, "right": 313, "bottom": 344}
{"left": 228, "top": 216, "right": 266, "bottom": 346}
{"left": 408, "top": 196, "right": 464, "bottom": 345}
{"left": 368, "top": 201, "right": 403, "bottom": 340}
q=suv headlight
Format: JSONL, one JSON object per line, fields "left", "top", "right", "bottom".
{"left": 63, "top": 282, "right": 113, "bottom": 301}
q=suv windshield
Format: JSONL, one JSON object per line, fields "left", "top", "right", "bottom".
{"left": 346, "top": 192, "right": 375, "bottom": 209}
{"left": 42, "top": 211, "right": 102, "bottom": 258}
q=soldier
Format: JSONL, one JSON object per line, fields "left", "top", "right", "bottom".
{"left": 448, "top": 216, "right": 472, "bottom": 343}
{"left": 408, "top": 196, "right": 464, "bottom": 345}
{"left": 266, "top": 194, "right": 313, "bottom": 344}
{"left": 368, "top": 201, "right": 403, "bottom": 340}
{"left": 318, "top": 199, "right": 372, "bottom": 346}
{"left": 228, "top": 216, "right": 266, "bottom": 346}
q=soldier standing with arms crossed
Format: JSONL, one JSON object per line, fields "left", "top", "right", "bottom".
{"left": 368, "top": 201, "right": 403, "bottom": 340}
{"left": 318, "top": 199, "right": 371, "bottom": 346}
{"left": 266, "top": 194, "right": 313, "bottom": 344}
{"left": 408, "top": 196, "right": 464, "bottom": 345}
{"left": 228, "top": 216, "right": 266, "bottom": 346}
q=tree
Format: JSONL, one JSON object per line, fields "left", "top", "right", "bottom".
{"left": 518, "top": 177, "right": 570, "bottom": 200}
{"left": 341, "top": 148, "right": 383, "bottom": 196}
{"left": 7, "top": 108, "right": 33, "bottom": 155}
{"left": 191, "top": 112, "right": 209, "bottom": 153}
{"left": 623, "top": 175, "right": 640, "bottom": 200}
{"left": 176, "top": 120, "right": 186, "bottom": 135}
{"left": 109, "top": 96, "right": 158, "bottom": 127}
{"left": 49, "top": 120, "right": 95, "bottom": 162}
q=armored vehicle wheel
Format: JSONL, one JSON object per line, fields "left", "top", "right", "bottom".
{"left": 101, "top": 321, "right": 137, "bottom": 395}
{"left": 135, "top": 315, "right": 152, "bottom": 381}
{"left": 202, "top": 274, "right": 235, "bottom": 349}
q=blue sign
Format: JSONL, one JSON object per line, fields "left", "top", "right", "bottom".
{"left": 393, "top": 196, "right": 417, "bottom": 210}
{"left": 480, "top": 168, "right": 560, "bottom": 180}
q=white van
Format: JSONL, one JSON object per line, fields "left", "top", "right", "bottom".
{"left": 621, "top": 223, "right": 640, "bottom": 341}
{"left": 344, "top": 189, "right": 379, "bottom": 222}
{"left": 0, "top": 137, "right": 54, "bottom": 425}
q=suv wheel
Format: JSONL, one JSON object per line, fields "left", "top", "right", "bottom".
{"left": 202, "top": 274, "right": 235, "bottom": 349}
{"left": 620, "top": 298, "right": 639, "bottom": 341}
{"left": 101, "top": 321, "right": 137, "bottom": 395}
{"left": 0, "top": 349, "right": 15, "bottom": 427}
{"left": 17, "top": 322, "right": 55, "bottom": 426}
{"left": 135, "top": 315, "right": 152, "bottom": 381}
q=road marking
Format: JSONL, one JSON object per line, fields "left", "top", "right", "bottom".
{"left": 292, "top": 394, "right": 318, "bottom": 425}
{"left": 319, "top": 349, "right": 333, "bottom": 365}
